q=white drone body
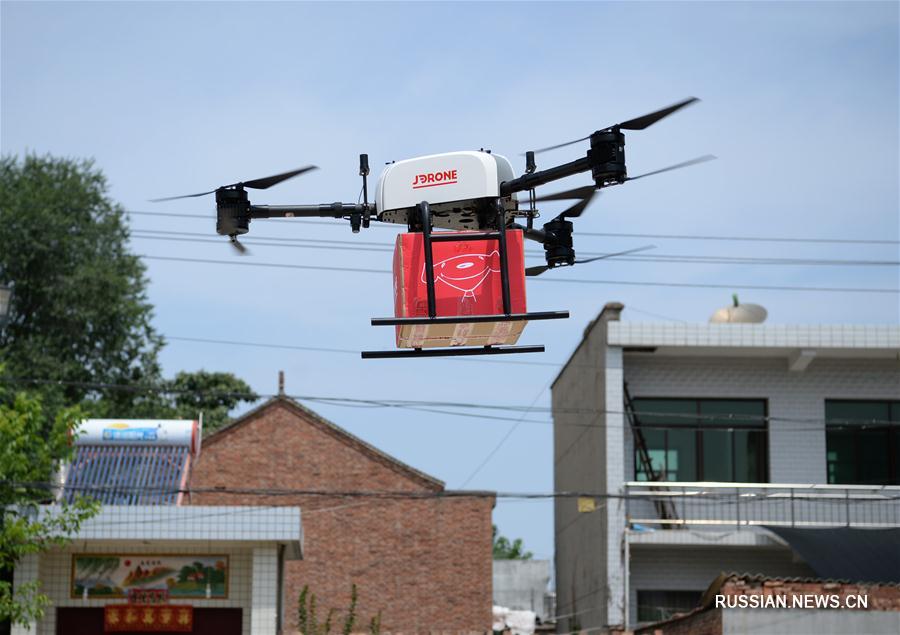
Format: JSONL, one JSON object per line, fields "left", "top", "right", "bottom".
{"left": 375, "top": 151, "right": 519, "bottom": 230}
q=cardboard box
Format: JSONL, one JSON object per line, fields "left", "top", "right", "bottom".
{"left": 393, "top": 230, "right": 527, "bottom": 348}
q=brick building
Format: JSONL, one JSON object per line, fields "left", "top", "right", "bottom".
{"left": 190, "top": 395, "right": 495, "bottom": 634}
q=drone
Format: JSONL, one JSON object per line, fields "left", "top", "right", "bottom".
{"left": 152, "top": 98, "right": 713, "bottom": 359}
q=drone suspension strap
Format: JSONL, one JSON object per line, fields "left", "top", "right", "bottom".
{"left": 418, "top": 201, "right": 438, "bottom": 319}
{"left": 494, "top": 198, "right": 512, "bottom": 317}
{"left": 416, "top": 198, "right": 514, "bottom": 320}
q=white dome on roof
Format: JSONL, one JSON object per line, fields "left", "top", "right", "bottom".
{"left": 710, "top": 294, "right": 767, "bottom": 323}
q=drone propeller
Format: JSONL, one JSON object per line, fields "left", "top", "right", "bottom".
{"left": 618, "top": 97, "right": 700, "bottom": 130}
{"left": 531, "top": 185, "right": 596, "bottom": 203}
{"left": 525, "top": 244, "right": 656, "bottom": 277}
{"left": 531, "top": 184, "right": 600, "bottom": 220}
{"left": 229, "top": 235, "right": 248, "bottom": 255}
{"left": 625, "top": 154, "right": 716, "bottom": 182}
{"left": 149, "top": 166, "right": 318, "bottom": 202}
{"left": 529, "top": 97, "right": 699, "bottom": 155}
{"left": 556, "top": 190, "right": 598, "bottom": 219}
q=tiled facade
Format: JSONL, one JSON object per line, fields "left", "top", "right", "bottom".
{"left": 15, "top": 507, "right": 301, "bottom": 635}
{"left": 189, "top": 397, "right": 495, "bottom": 634}
{"left": 553, "top": 303, "right": 900, "bottom": 633}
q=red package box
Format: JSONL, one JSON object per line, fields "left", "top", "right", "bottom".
{"left": 393, "top": 230, "right": 527, "bottom": 348}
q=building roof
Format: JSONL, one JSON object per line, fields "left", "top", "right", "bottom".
{"left": 202, "top": 395, "right": 446, "bottom": 492}
{"left": 610, "top": 321, "right": 900, "bottom": 358}
{"left": 764, "top": 527, "right": 900, "bottom": 585}
{"left": 554, "top": 303, "right": 900, "bottom": 386}
{"left": 40, "top": 505, "right": 304, "bottom": 558}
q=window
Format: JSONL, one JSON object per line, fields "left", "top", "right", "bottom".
{"left": 632, "top": 398, "right": 768, "bottom": 482}
{"left": 637, "top": 590, "right": 702, "bottom": 623}
{"left": 826, "top": 400, "right": 900, "bottom": 485}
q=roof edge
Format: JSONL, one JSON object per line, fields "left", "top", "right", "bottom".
{"left": 551, "top": 301, "right": 623, "bottom": 389}
{"left": 203, "top": 396, "right": 445, "bottom": 492}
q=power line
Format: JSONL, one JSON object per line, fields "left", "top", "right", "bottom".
{"left": 165, "top": 335, "right": 561, "bottom": 367}
{"left": 20, "top": 481, "right": 897, "bottom": 503}
{"left": 577, "top": 230, "right": 900, "bottom": 246}
{"left": 457, "top": 376, "right": 555, "bottom": 488}
{"left": 7, "top": 480, "right": 633, "bottom": 501}
{"left": 139, "top": 254, "right": 899, "bottom": 294}
{"left": 128, "top": 229, "right": 900, "bottom": 267}
{"left": 124, "top": 209, "right": 899, "bottom": 245}
{"left": 3, "top": 376, "right": 898, "bottom": 429}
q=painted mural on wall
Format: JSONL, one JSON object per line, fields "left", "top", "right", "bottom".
{"left": 71, "top": 555, "right": 228, "bottom": 599}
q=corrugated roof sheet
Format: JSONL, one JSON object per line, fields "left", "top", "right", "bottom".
{"left": 63, "top": 444, "right": 191, "bottom": 505}
{"left": 764, "top": 527, "right": 900, "bottom": 585}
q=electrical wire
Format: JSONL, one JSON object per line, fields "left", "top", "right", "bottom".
{"left": 457, "top": 376, "right": 555, "bottom": 488}
{"left": 19, "top": 480, "right": 894, "bottom": 503}
{"left": 165, "top": 335, "right": 561, "bottom": 367}
{"left": 138, "top": 254, "right": 899, "bottom": 295}
{"left": 6, "top": 480, "right": 635, "bottom": 501}
{"left": 123, "top": 210, "right": 900, "bottom": 245}
{"left": 127, "top": 229, "right": 900, "bottom": 267}
{"left": 3, "top": 376, "right": 898, "bottom": 429}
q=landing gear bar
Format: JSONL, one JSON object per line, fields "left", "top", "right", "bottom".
{"left": 370, "top": 311, "right": 569, "bottom": 327}
{"left": 361, "top": 345, "right": 546, "bottom": 359}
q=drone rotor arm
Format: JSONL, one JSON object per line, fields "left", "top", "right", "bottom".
{"left": 249, "top": 203, "right": 372, "bottom": 219}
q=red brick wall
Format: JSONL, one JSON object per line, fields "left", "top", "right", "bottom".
{"left": 632, "top": 608, "right": 722, "bottom": 635}
{"left": 633, "top": 577, "right": 900, "bottom": 635}
{"left": 717, "top": 577, "right": 900, "bottom": 611}
{"left": 189, "top": 399, "right": 494, "bottom": 634}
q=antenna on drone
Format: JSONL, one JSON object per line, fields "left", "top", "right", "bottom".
{"left": 359, "top": 153, "right": 370, "bottom": 230}
{"left": 525, "top": 151, "right": 537, "bottom": 230}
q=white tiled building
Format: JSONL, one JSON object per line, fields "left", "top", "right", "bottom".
{"left": 12, "top": 505, "right": 301, "bottom": 635}
{"left": 552, "top": 303, "right": 900, "bottom": 633}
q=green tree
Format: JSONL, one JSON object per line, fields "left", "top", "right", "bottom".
{"left": 0, "top": 154, "right": 164, "bottom": 418}
{"left": 492, "top": 524, "right": 533, "bottom": 560}
{"left": 0, "top": 389, "right": 99, "bottom": 627}
{"left": 0, "top": 155, "right": 258, "bottom": 427}
{"left": 164, "top": 371, "right": 258, "bottom": 435}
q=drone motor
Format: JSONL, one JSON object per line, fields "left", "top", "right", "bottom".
{"left": 215, "top": 188, "right": 251, "bottom": 237}
{"left": 588, "top": 129, "right": 627, "bottom": 187}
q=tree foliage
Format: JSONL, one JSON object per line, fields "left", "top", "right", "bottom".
{"left": 0, "top": 155, "right": 257, "bottom": 428}
{"left": 0, "top": 389, "right": 99, "bottom": 627}
{"left": 298, "top": 584, "right": 381, "bottom": 635}
{"left": 163, "top": 371, "right": 257, "bottom": 435}
{"left": 0, "top": 154, "right": 164, "bottom": 417}
{"left": 492, "top": 524, "right": 533, "bottom": 560}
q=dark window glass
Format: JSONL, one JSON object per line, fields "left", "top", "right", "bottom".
{"left": 632, "top": 398, "right": 767, "bottom": 482}
{"left": 636, "top": 428, "right": 665, "bottom": 481}
{"left": 701, "top": 399, "right": 766, "bottom": 427}
{"left": 703, "top": 429, "right": 732, "bottom": 481}
{"left": 637, "top": 590, "right": 702, "bottom": 623}
{"left": 827, "top": 429, "right": 856, "bottom": 484}
{"left": 826, "top": 401, "right": 900, "bottom": 485}
{"left": 667, "top": 428, "right": 697, "bottom": 481}
{"left": 637, "top": 399, "right": 697, "bottom": 427}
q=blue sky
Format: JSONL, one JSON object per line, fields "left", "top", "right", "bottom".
{"left": 2, "top": 1, "right": 898, "bottom": 567}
